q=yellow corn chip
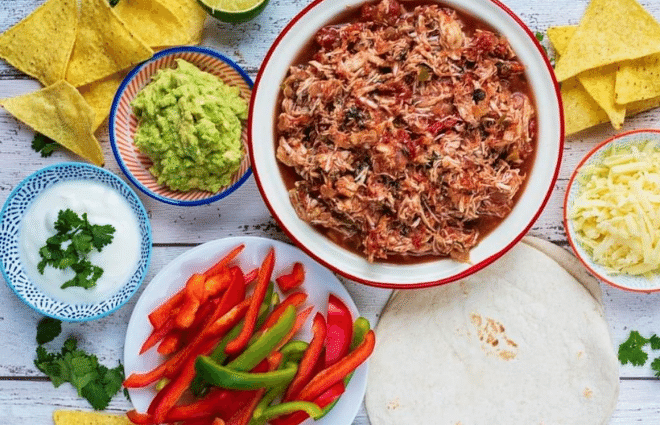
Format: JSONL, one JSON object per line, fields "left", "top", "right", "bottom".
{"left": 78, "top": 71, "right": 127, "bottom": 132}
{"left": 114, "top": 0, "right": 190, "bottom": 48}
{"left": 66, "top": 0, "right": 153, "bottom": 87}
{"left": 628, "top": 95, "right": 660, "bottom": 115}
{"left": 561, "top": 78, "right": 610, "bottom": 136}
{"left": 160, "top": 0, "right": 208, "bottom": 45}
{"left": 578, "top": 66, "right": 626, "bottom": 129}
{"left": 0, "top": 0, "right": 77, "bottom": 86}
{"left": 554, "top": 0, "right": 660, "bottom": 82}
{"left": 616, "top": 55, "right": 660, "bottom": 104}
{"left": 0, "top": 81, "right": 103, "bottom": 165}
{"left": 548, "top": 26, "right": 625, "bottom": 128}
{"left": 546, "top": 26, "right": 574, "bottom": 57}
{"left": 53, "top": 410, "right": 132, "bottom": 425}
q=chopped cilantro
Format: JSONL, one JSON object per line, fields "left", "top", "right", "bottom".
{"left": 618, "top": 331, "right": 649, "bottom": 366}
{"left": 36, "top": 317, "right": 62, "bottom": 345}
{"left": 650, "top": 334, "right": 660, "bottom": 350}
{"left": 31, "top": 133, "right": 58, "bottom": 158}
{"left": 535, "top": 31, "right": 544, "bottom": 42}
{"left": 35, "top": 336, "right": 125, "bottom": 411}
{"left": 38, "top": 209, "right": 116, "bottom": 290}
{"left": 651, "top": 357, "right": 660, "bottom": 378}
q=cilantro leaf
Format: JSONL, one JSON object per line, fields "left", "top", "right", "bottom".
{"left": 651, "top": 357, "right": 660, "bottom": 378}
{"left": 34, "top": 335, "right": 125, "bottom": 410}
{"left": 649, "top": 334, "right": 660, "bottom": 350}
{"left": 31, "top": 133, "right": 58, "bottom": 157}
{"left": 36, "top": 317, "right": 62, "bottom": 345}
{"left": 619, "top": 330, "right": 650, "bottom": 366}
{"left": 535, "top": 31, "right": 544, "bottom": 42}
{"left": 37, "top": 209, "right": 115, "bottom": 290}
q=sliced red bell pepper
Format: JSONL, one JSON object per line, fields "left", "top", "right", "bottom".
{"left": 270, "top": 381, "right": 345, "bottom": 425}
{"left": 297, "top": 330, "right": 375, "bottom": 402}
{"left": 148, "top": 289, "right": 185, "bottom": 329}
{"left": 124, "top": 359, "right": 169, "bottom": 389}
{"left": 165, "top": 297, "right": 251, "bottom": 378}
{"left": 126, "top": 410, "right": 152, "bottom": 424}
{"left": 140, "top": 315, "right": 176, "bottom": 355}
{"left": 275, "top": 305, "right": 314, "bottom": 352}
{"left": 225, "top": 248, "right": 275, "bottom": 355}
{"left": 165, "top": 389, "right": 231, "bottom": 422}
{"left": 284, "top": 313, "right": 327, "bottom": 401}
{"left": 175, "top": 273, "right": 206, "bottom": 328}
{"left": 244, "top": 267, "right": 259, "bottom": 284}
{"left": 124, "top": 296, "right": 250, "bottom": 389}
{"left": 225, "top": 359, "right": 278, "bottom": 425}
{"left": 204, "top": 244, "right": 245, "bottom": 278}
{"left": 152, "top": 337, "right": 220, "bottom": 423}
{"left": 275, "top": 262, "right": 305, "bottom": 292}
{"left": 325, "top": 294, "right": 353, "bottom": 367}
{"left": 188, "top": 297, "right": 221, "bottom": 336}
{"left": 204, "top": 270, "right": 233, "bottom": 299}
{"left": 260, "top": 291, "right": 308, "bottom": 331}
{"left": 157, "top": 330, "right": 182, "bottom": 355}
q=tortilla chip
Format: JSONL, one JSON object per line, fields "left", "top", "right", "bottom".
{"left": 159, "top": 0, "right": 208, "bottom": 45}
{"left": 554, "top": 0, "right": 660, "bottom": 82}
{"left": 578, "top": 66, "right": 626, "bottom": 129}
{"left": 78, "top": 71, "right": 127, "bottom": 132}
{"left": 0, "top": 0, "right": 77, "bottom": 86}
{"left": 628, "top": 95, "right": 660, "bottom": 115}
{"left": 114, "top": 0, "right": 190, "bottom": 48}
{"left": 53, "top": 410, "right": 132, "bottom": 425}
{"left": 561, "top": 78, "right": 609, "bottom": 136}
{"left": 65, "top": 0, "right": 153, "bottom": 87}
{"left": 546, "top": 25, "right": 574, "bottom": 55}
{"left": 615, "top": 55, "right": 660, "bottom": 104}
{"left": 0, "top": 81, "right": 104, "bottom": 165}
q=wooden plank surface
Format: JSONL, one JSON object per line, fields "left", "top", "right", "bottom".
{"left": 1, "top": 0, "right": 660, "bottom": 423}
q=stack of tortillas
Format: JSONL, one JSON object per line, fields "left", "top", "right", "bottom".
{"left": 366, "top": 237, "right": 619, "bottom": 425}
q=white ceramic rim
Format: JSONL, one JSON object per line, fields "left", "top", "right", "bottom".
{"left": 564, "top": 128, "right": 660, "bottom": 293}
{"left": 249, "top": 0, "right": 564, "bottom": 288}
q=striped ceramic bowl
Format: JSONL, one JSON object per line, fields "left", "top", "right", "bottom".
{"left": 110, "top": 46, "right": 253, "bottom": 206}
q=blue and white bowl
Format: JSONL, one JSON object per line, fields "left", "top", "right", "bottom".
{"left": 110, "top": 46, "right": 253, "bottom": 206}
{"left": 0, "top": 163, "right": 152, "bottom": 321}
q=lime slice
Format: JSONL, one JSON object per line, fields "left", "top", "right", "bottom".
{"left": 197, "top": 0, "right": 269, "bottom": 23}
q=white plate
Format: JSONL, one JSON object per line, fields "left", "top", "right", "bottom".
{"left": 124, "top": 236, "right": 367, "bottom": 424}
{"left": 564, "top": 129, "right": 660, "bottom": 293}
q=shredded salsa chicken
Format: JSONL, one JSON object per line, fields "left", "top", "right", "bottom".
{"left": 276, "top": 0, "right": 536, "bottom": 262}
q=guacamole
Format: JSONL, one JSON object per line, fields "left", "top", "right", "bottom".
{"left": 131, "top": 59, "right": 248, "bottom": 193}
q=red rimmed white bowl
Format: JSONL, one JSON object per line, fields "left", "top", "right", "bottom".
{"left": 564, "top": 129, "right": 660, "bottom": 293}
{"left": 249, "top": 0, "right": 563, "bottom": 289}
{"left": 110, "top": 46, "right": 253, "bottom": 206}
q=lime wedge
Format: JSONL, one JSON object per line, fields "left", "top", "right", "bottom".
{"left": 197, "top": 0, "right": 269, "bottom": 23}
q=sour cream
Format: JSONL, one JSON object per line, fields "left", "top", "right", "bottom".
{"left": 19, "top": 180, "right": 141, "bottom": 304}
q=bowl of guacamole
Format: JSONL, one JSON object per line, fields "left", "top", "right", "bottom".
{"left": 110, "top": 46, "right": 253, "bottom": 206}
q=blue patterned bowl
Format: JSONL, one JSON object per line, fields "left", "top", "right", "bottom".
{"left": 0, "top": 163, "right": 152, "bottom": 321}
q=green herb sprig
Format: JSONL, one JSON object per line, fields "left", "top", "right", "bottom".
{"left": 38, "top": 209, "right": 116, "bottom": 290}
{"left": 31, "top": 133, "right": 58, "bottom": 158}
{"left": 34, "top": 317, "right": 125, "bottom": 410}
{"left": 618, "top": 330, "right": 660, "bottom": 376}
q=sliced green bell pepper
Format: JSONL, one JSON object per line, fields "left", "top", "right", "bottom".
{"left": 195, "top": 356, "right": 298, "bottom": 390}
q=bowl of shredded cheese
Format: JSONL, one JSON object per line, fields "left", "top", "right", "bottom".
{"left": 565, "top": 129, "right": 660, "bottom": 292}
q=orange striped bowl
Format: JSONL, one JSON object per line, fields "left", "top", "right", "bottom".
{"left": 110, "top": 46, "right": 253, "bottom": 206}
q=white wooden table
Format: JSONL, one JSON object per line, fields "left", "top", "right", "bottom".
{"left": 1, "top": 0, "right": 660, "bottom": 423}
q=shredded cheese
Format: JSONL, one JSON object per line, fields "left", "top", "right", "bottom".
{"left": 569, "top": 141, "right": 660, "bottom": 275}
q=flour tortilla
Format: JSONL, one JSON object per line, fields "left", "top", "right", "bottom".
{"left": 365, "top": 240, "right": 619, "bottom": 425}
